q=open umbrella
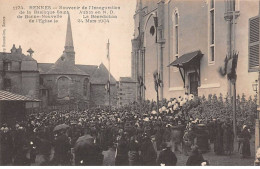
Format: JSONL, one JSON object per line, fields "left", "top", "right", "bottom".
{"left": 74, "top": 135, "right": 95, "bottom": 151}
{"left": 53, "top": 124, "right": 70, "bottom": 132}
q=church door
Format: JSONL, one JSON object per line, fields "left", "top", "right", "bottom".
{"left": 189, "top": 72, "right": 198, "bottom": 96}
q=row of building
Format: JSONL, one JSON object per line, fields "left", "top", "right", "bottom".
{"left": 0, "top": 14, "right": 137, "bottom": 109}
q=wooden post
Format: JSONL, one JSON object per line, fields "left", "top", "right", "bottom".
{"left": 157, "top": 88, "right": 159, "bottom": 115}
{"left": 233, "top": 81, "right": 237, "bottom": 139}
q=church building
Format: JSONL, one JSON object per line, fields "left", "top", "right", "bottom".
{"left": 0, "top": 14, "right": 119, "bottom": 108}
{"left": 131, "top": 0, "right": 258, "bottom": 101}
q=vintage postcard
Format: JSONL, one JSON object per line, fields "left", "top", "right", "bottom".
{"left": 0, "top": 0, "right": 259, "bottom": 166}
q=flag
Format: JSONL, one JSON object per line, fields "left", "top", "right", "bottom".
{"left": 153, "top": 71, "right": 159, "bottom": 92}
{"left": 153, "top": 71, "right": 162, "bottom": 92}
{"left": 107, "top": 39, "right": 110, "bottom": 61}
{"left": 138, "top": 76, "right": 146, "bottom": 91}
{"left": 105, "top": 80, "right": 110, "bottom": 94}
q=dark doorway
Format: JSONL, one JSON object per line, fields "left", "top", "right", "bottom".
{"left": 189, "top": 72, "right": 198, "bottom": 96}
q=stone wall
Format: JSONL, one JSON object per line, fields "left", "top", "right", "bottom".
{"left": 90, "top": 84, "right": 117, "bottom": 107}
{"left": 40, "top": 74, "right": 90, "bottom": 106}
{"left": 118, "top": 80, "right": 137, "bottom": 106}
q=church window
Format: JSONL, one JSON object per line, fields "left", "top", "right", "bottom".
{"left": 171, "top": 9, "right": 179, "bottom": 73}
{"left": 174, "top": 12, "right": 179, "bottom": 56}
{"left": 57, "top": 76, "right": 70, "bottom": 99}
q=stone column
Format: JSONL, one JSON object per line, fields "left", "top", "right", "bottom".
{"left": 256, "top": 0, "right": 260, "bottom": 160}
{"left": 157, "top": 0, "right": 165, "bottom": 101}
{"left": 255, "top": 0, "right": 260, "bottom": 159}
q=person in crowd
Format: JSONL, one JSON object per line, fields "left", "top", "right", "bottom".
{"left": 13, "top": 126, "right": 30, "bottom": 166}
{"left": 51, "top": 130, "right": 71, "bottom": 165}
{"left": 115, "top": 133, "right": 129, "bottom": 166}
{"left": 157, "top": 142, "right": 177, "bottom": 166}
{"left": 195, "top": 124, "right": 210, "bottom": 153}
{"left": 214, "top": 119, "right": 224, "bottom": 155}
{"left": 0, "top": 93, "right": 255, "bottom": 166}
{"left": 102, "top": 143, "right": 116, "bottom": 166}
{"left": 183, "top": 127, "right": 195, "bottom": 156}
{"left": 36, "top": 131, "right": 52, "bottom": 165}
{"left": 222, "top": 118, "right": 234, "bottom": 155}
{"left": 139, "top": 133, "right": 157, "bottom": 166}
{"left": 74, "top": 128, "right": 103, "bottom": 166}
{"left": 186, "top": 145, "right": 205, "bottom": 166}
{"left": 0, "top": 126, "right": 13, "bottom": 165}
{"left": 128, "top": 136, "right": 140, "bottom": 166}
{"left": 240, "top": 125, "right": 251, "bottom": 158}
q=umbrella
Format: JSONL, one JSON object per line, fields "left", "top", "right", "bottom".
{"left": 76, "top": 135, "right": 94, "bottom": 144}
{"left": 53, "top": 124, "right": 70, "bottom": 132}
{"left": 74, "top": 135, "right": 95, "bottom": 151}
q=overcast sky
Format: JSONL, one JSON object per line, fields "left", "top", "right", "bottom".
{"left": 0, "top": 0, "right": 136, "bottom": 80}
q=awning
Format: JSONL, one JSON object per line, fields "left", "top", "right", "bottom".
{"left": 168, "top": 50, "right": 203, "bottom": 67}
{"left": 0, "top": 90, "right": 41, "bottom": 102}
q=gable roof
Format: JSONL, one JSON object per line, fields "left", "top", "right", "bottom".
{"left": 38, "top": 62, "right": 117, "bottom": 84}
{"left": 90, "top": 63, "right": 117, "bottom": 84}
{"left": 42, "top": 53, "right": 89, "bottom": 76}
{"left": 38, "top": 63, "right": 54, "bottom": 73}
{"left": 76, "top": 64, "right": 98, "bottom": 75}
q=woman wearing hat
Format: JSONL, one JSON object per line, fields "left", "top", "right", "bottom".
{"left": 186, "top": 145, "right": 205, "bottom": 166}
{"left": 240, "top": 125, "right": 251, "bottom": 158}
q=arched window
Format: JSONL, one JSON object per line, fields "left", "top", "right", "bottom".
{"left": 171, "top": 9, "right": 179, "bottom": 73}
{"left": 175, "top": 12, "right": 179, "bottom": 56}
{"left": 57, "top": 76, "right": 70, "bottom": 99}
{"left": 172, "top": 8, "right": 179, "bottom": 58}
{"left": 208, "top": 0, "right": 215, "bottom": 64}
{"left": 83, "top": 78, "right": 89, "bottom": 96}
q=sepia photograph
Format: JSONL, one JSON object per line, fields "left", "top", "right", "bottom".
{"left": 0, "top": 0, "right": 260, "bottom": 166}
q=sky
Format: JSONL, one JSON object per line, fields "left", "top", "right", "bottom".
{"left": 0, "top": 0, "right": 137, "bottom": 80}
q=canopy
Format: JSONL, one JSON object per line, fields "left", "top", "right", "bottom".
{"left": 0, "top": 90, "right": 40, "bottom": 102}
{"left": 168, "top": 50, "right": 203, "bottom": 68}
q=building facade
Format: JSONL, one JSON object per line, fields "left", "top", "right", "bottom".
{"left": 0, "top": 45, "right": 39, "bottom": 99}
{"left": 131, "top": 0, "right": 259, "bottom": 101}
{"left": 0, "top": 14, "right": 119, "bottom": 108}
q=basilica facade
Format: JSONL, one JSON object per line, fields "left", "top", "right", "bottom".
{"left": 131, "top": 0, "right": 258, "bottom": 101}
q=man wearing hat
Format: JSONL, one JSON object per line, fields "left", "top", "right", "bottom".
{"left": 0, "top": 126, "right": 13, "bottom": 165}
{"left": 157, "top": 142, "right": 177, "bottom": 166}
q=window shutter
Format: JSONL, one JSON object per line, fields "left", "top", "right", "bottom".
{"left": 249, "top": 16, "right": 260, "bottom": 72}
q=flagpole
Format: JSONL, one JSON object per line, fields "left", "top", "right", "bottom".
{"left": 107, "top": 39, "right": 111, "bottom": 112}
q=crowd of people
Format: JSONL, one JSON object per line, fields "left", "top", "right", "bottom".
{"left": 0, "top": 94, "right": 253, "bottom": 166}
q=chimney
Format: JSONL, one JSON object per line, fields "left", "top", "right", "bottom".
{"left": 11, "top": 44, "right": 16, "bottom": 53}
{"left": 17, "top": 45, "right": 22, "bottom": 54}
